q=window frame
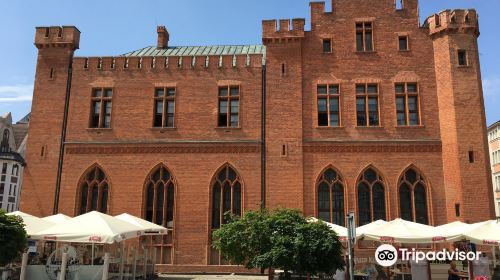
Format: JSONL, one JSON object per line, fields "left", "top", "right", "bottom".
{"left": 356, "top": 167, "right": 387, "bottom": 226}
{"left": 152, "top": 87, "right": 176, "bottom": 128}
{"left": 458, "top": 49, "right": 469, "bottom": 66}
{"left": 322, "top": 38, "right": 332, "bottom": 53}
{"left": 398, "top": 168, "right": 430, "bottom": 225}
{"left": 356, "top": 22, "right": 375, "bottom": 52}
{"left": 89, "top": 88, "right": 113, "bottom": 129}
{"left": 316, "top": 84, "right": 342, "bottom": 127}
{"left": 355, "top": 83, "right": 380, "bottom": 127}
{"left": 398, "top": 35, "right": 409, "bottom": 51}
{"left": 316, "top": 167, "right": 346, "bottom": 226}
{"left": 395, "top": 82, "right": 422, "bottom": 126}
{"left": 217, "top": 85, "right": 241, "bottom": 128}
{"left": 77, "top": 165, "right": 110, "bottom": 215}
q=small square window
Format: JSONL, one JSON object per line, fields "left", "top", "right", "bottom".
{"left": 323, "top": 39, "right": 332, "bottom": 53}
{"left": 399, "top": 36, "right": 409, "bottom": 51}
{"left": 317, "top": 85, "right": 328, "bottom": 94}
{"left": 458, "top": 50, "right": 468, "bottom": 66}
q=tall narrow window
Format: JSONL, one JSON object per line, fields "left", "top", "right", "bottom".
{"left": 210, "top": 165, "right": 242, "bottom": 265}
{"left": 323, "top": 39, "right": 332, "bottom": 53}
{"left": 90, "top": 88, "right": 113, "bottom": 128}
{"left": 398, "top": 168, "right": 429, "bottom": 224}
{"left": 317, "top": 167, "right": 345, "bottom": 226}
{"left": 218, "top": 86, "right": 240, "bottom": 128}
{"left": 356, "top": 22, "right": 374, "bottom": 52}
{"left": 317, "top": 84, "right": 341, "bottom": 127}
{"left": 143, "top": 164, "right": 175, "bottom": 265}
{"left": 357, "top": 167, "right": 386, "bottom": 226}
{"left": 153, "top": 88, "right": 176, "bottom": 128}
{"left": 356, "top": 84, "right": 379, "bottom": 127}
{"left": 1, "top": 130, "right": 10, "bottom": 152}
{"left": 458, "top": 50, "right": 468, "bottom": 66}
{"left": 398, "top": 36, "right": 409, "bottom": 51}
{"left": 395, "top": 83, "right": 420, "bottom": 126}
{"left": 78, "top": 165, "right": 109, "bottom": 214}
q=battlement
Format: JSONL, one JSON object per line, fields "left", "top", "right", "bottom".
{"left": 34, "top": 26, "right": 80, "bottom": 50}
{"left": 262, "top": 18, "right": 305, "bottom": 42}
{"left": 425, "top": 9, "right": 479, "bottom": 37}
{"left": 73, "top": 53, "right": 264, "bottom": 72}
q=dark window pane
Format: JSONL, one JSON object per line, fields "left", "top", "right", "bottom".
{"left": 167, "top": 88, "right": 176, "bottom": 96}
{"left": 317, "top": 85, "right": 328, "bottom": 94}
{"left": 91, "top": 101, "right": 101, "bottom": 128}
{"left": 458, "top": 50, "right": 467, "bottom": 66}
{"left": 396, "top": 96, "right": 407, "bottom": 126}
{"left": 156, "top": 184, "right": 164, "bottom": 226}
{"left": 218, "top": 167, "right": 227, "bottom": 182}
{"left": 230, "top": 87, "right": 239, "bottom": 96}
{"left": 356, "top": 97, "right": 367, "bottom": 126}
{"left": 407, "top": 83, "right": 417, "bottom": 92}
{"left": 367, "top": 84, "right": 378, "bottom": 94}
{"left": 329, "top": 85, "right": 339, "bottom": 94}
{"left": 154, "top": 100, "right": 163, "bottom": 127}
{"left": 155, "top": 88, "right": 165, "bottom": 97}
{"left": 358, "top": 183, "right": 371, "bottom": 226}
{"left": 372, "top": 183, "right": 386, "bottom": 221}
{"left": 146, "top": 184, "right": 154, "bottom": 222}
{"left": 166, "top": 183, "right": 175, "bottom": 228}
{"left": 222, "top": 182, "right": 231, "bottom": 224}
{"left": 166, "top": 101, "right": 175, "bottom": 127}
{"left": 395, "top": 84, "right": 405, "bottom": 93}
{"left": 318, "top": 183, "right": 330, "bottom": 222}
{"left": 104, "top": 89, "right": 113, "bottom": 97}
{"left": 219, "top": 87, "right": 228, "bottom": 97}
{"left": 324, "top": 169, "right": 337, "bottom": 182}
{"left": 415, "top": 184, "right": 428, "bottom": 224}
{"left": 323, "top": 39, "right": 331, "bottom": 53}
{"left": 356, "top": 32, "right": 364, "bottom": 51}
{"left": 364, "top": 169, "right": 378, "bottom": 183}
{"left": 162, "top": 167, "right": 170, "bottom": 182}
{"left": 332, "top": 183, "right": 345, "bottom": 226}
{"left": 356, "top": 85, "right": 366, "bottom": 94}
{"left": 218, "top": 101, "right": 228, "bottom": 127}
{"left": 330, "top": 98, "right": 340, "bottom": 127}
{"left": 400, "top": 183, "right": 413, "bottom": 221}
{"left": 80, "top": 184, "right": 88, "bottom": 215}
{"left": 212, "top": 183, "right": 221, "bottom": 229}
{"left": 365, "top": 31, "right": 373, "bottom": 51}
{"left": 93, "top": 89, "right": 102, "bottom": 97}
{"left": 228, "top": 168, "right": 237, "bottom": 182}
{"left": 368, "top": 97, "right": 379, "bottom": 126}
{"left": 399, "top": 36, "right": 408, "bottom": 50}
{"left": 103, "top": 101, "right": 112, "bottom": 128}
{"left": 91, "top": 185, "right": 99, "bottom": 211}
{"left": 100, "top": 185, "right": 108, "bottom": 213}
{"left": 406, "top": 169, "right": 418, "bottom": 184}
{"left": 233, "top": 182, "right": 241, "bottom": 217}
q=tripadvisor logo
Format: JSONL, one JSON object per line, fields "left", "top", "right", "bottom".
{"left": 375, "top": 244, "right": 482, "bottom": 267}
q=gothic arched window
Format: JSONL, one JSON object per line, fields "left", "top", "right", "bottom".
{"left": 211, "top": 165, "right": 242, "bottom": 229}
{"left": 317, "top": 167, "right": 345, "bottom": 226}
{"left": 399, "top": 168, "right": 429, "bottom": 224}
{"left": 1, "top": 129, "right": 10, "bottom": 152}
{"left": 144, "top": 165, "right": 175, "bottom": 228}
{"left": 357, "top": 167, "right": 386, "bottom": 226}
{"left": 78, "top": 165, "right": 109, "bottom": 214}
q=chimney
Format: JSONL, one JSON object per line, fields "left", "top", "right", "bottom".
{"left": 157, "top": 26, "right": 169, "bottom": 49}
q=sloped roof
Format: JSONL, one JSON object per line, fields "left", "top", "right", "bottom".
{"left": 122, "top": 45, "right": 266, "bottom": 58}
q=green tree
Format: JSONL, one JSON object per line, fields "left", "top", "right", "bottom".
{"left": 0, "top": 210, "right": 28, "bottom": 267}
{"left": 212, "top": 208, "right": 344, "bottom": 279}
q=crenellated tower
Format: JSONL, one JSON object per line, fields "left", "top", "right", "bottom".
{"left": 427, "top": 10, "right": 495, "bottom": 222}
{"left": 20, "top": 26, "right": 80, "bottom": 216}
{"left": 262, "top": 18, "right": 306, "bottom": 209}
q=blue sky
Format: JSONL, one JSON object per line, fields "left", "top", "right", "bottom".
{"left": 0, "top": 0, "right": 499, "bottom": 126}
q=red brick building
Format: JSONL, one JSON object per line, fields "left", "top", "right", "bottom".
{"left": 20, "top": 0, "right": 495, "bottom": 272}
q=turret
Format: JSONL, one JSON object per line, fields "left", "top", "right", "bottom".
{"left": 427, "top": 10, "right": 495, "bottom": 222}
{"left": 20, "top": 26, "right": 80, "bottom": 216}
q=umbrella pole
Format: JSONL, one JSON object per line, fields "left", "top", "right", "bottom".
{"left": 493, "top": 246, "right": 498, "bottom": 268}
{"left": 92, "top": 243, "right": 95, "bottom": 266}
{"left": 119, "top": 242, "right": 125, "bottom": 280}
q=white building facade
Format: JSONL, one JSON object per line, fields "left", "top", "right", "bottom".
{"left": 0, "top": 112, "right": 29, "bottom": 212}
{"left": 488, "top": 121, "right": 500, "bottom": 217}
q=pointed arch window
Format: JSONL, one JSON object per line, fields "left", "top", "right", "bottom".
{"left": 357, "top": 167, "right": 386, "bottom": 226}
{"left": 78, "top": 166, "right": 109, "bottom": 214}
{"left": 399, "top": 168, "right": 429, "bottom": 224}
{"left": 1, "top": 129, "right": 10, "bottom": 152}
{"left": 211, "top": 165, "right": 242, "bottom": 229}
{"left": 144, "top": 165, "right": 175, "bottom": 228}
{"left": 317, "top": 167, "right": 345, "bottom": 226}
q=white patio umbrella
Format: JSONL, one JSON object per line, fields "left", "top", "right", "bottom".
{"left": 42, "top": 213, "right": 72, "bottom": 224}
{"left": 307, "top": 217, "right": 348, "bottom": 241}
{"left": 433, "top": 221, "right": 486, "bottom": 242}
{"left": 362, "top": 218, "right": 438, "bottom": 244}
{"left": 115, "top": 213, "right": 168, "bottom": 234}
{"left": 356, "top": 220, "right": 387, "bottom": 238}
{"left": 463, "top": 220, "right": 500, "bottom": 245}
{"left": 31, "top": 211, "right": 144, "bottom": 244}
{"left": 6, "top": 211, "right": 55, "bottom": 236}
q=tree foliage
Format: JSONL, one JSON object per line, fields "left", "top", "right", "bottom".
{"left": 0, "top": 210, "right": 28, "bottom": 267}
{"left": 212, "top": 208, "right": 344, "bottom": 277}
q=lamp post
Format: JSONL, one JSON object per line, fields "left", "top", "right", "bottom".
{"left": 347, "top": 212, "right": 356, "bottom": 280}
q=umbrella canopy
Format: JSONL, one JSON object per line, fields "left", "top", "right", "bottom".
{"left": 432, "top": 221, "right": 485, "bottom": 242}
{"left": 356, "top": 220, "right": 387, "bottom": 238}
{"left": 115, "top": 213, "right": 168, "bottom": 234}
{"left": 42, "top": 213, "right": 72, "bottom": 224}
{"left": 307, "top": 217, "right": 348, "bottom": 241}
{"left": 31, "top": 211, "right": 144, "bottom": 244}
{"left": 463, "top": 220, "right": 500, "bottom": 245}
{"left": 362, "top": 218, "right": 439, "bottom": 243}
{"left": 6, "top": 211, "right": 55, "bottom": 236}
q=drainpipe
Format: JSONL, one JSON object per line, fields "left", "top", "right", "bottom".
{"left": 261, "top": 64, "right": 267, "bottom": 209}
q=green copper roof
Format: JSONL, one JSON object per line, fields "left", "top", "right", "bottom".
{"left": 122, "top": 45, "right": 266, "bottom": 58}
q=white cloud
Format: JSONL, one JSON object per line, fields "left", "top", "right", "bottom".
{"left": 0, "top": 85, "right": 34, "bottom": 102}
{"left": 483, "top": 77, "right": 500, "bottom": 98}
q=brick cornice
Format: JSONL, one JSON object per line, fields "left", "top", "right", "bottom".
{"left": 65, "top": 142, "right": 261, "bottom": 155}
{"left": 303, "top": 140, "right": 442, "bottom": 153}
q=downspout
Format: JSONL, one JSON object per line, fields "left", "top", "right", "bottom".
{"left": 261, "top": 64, "right": 267, "bottom": 209}
{"left": 53, "top": 55, "right": 74, "bottom": 214}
